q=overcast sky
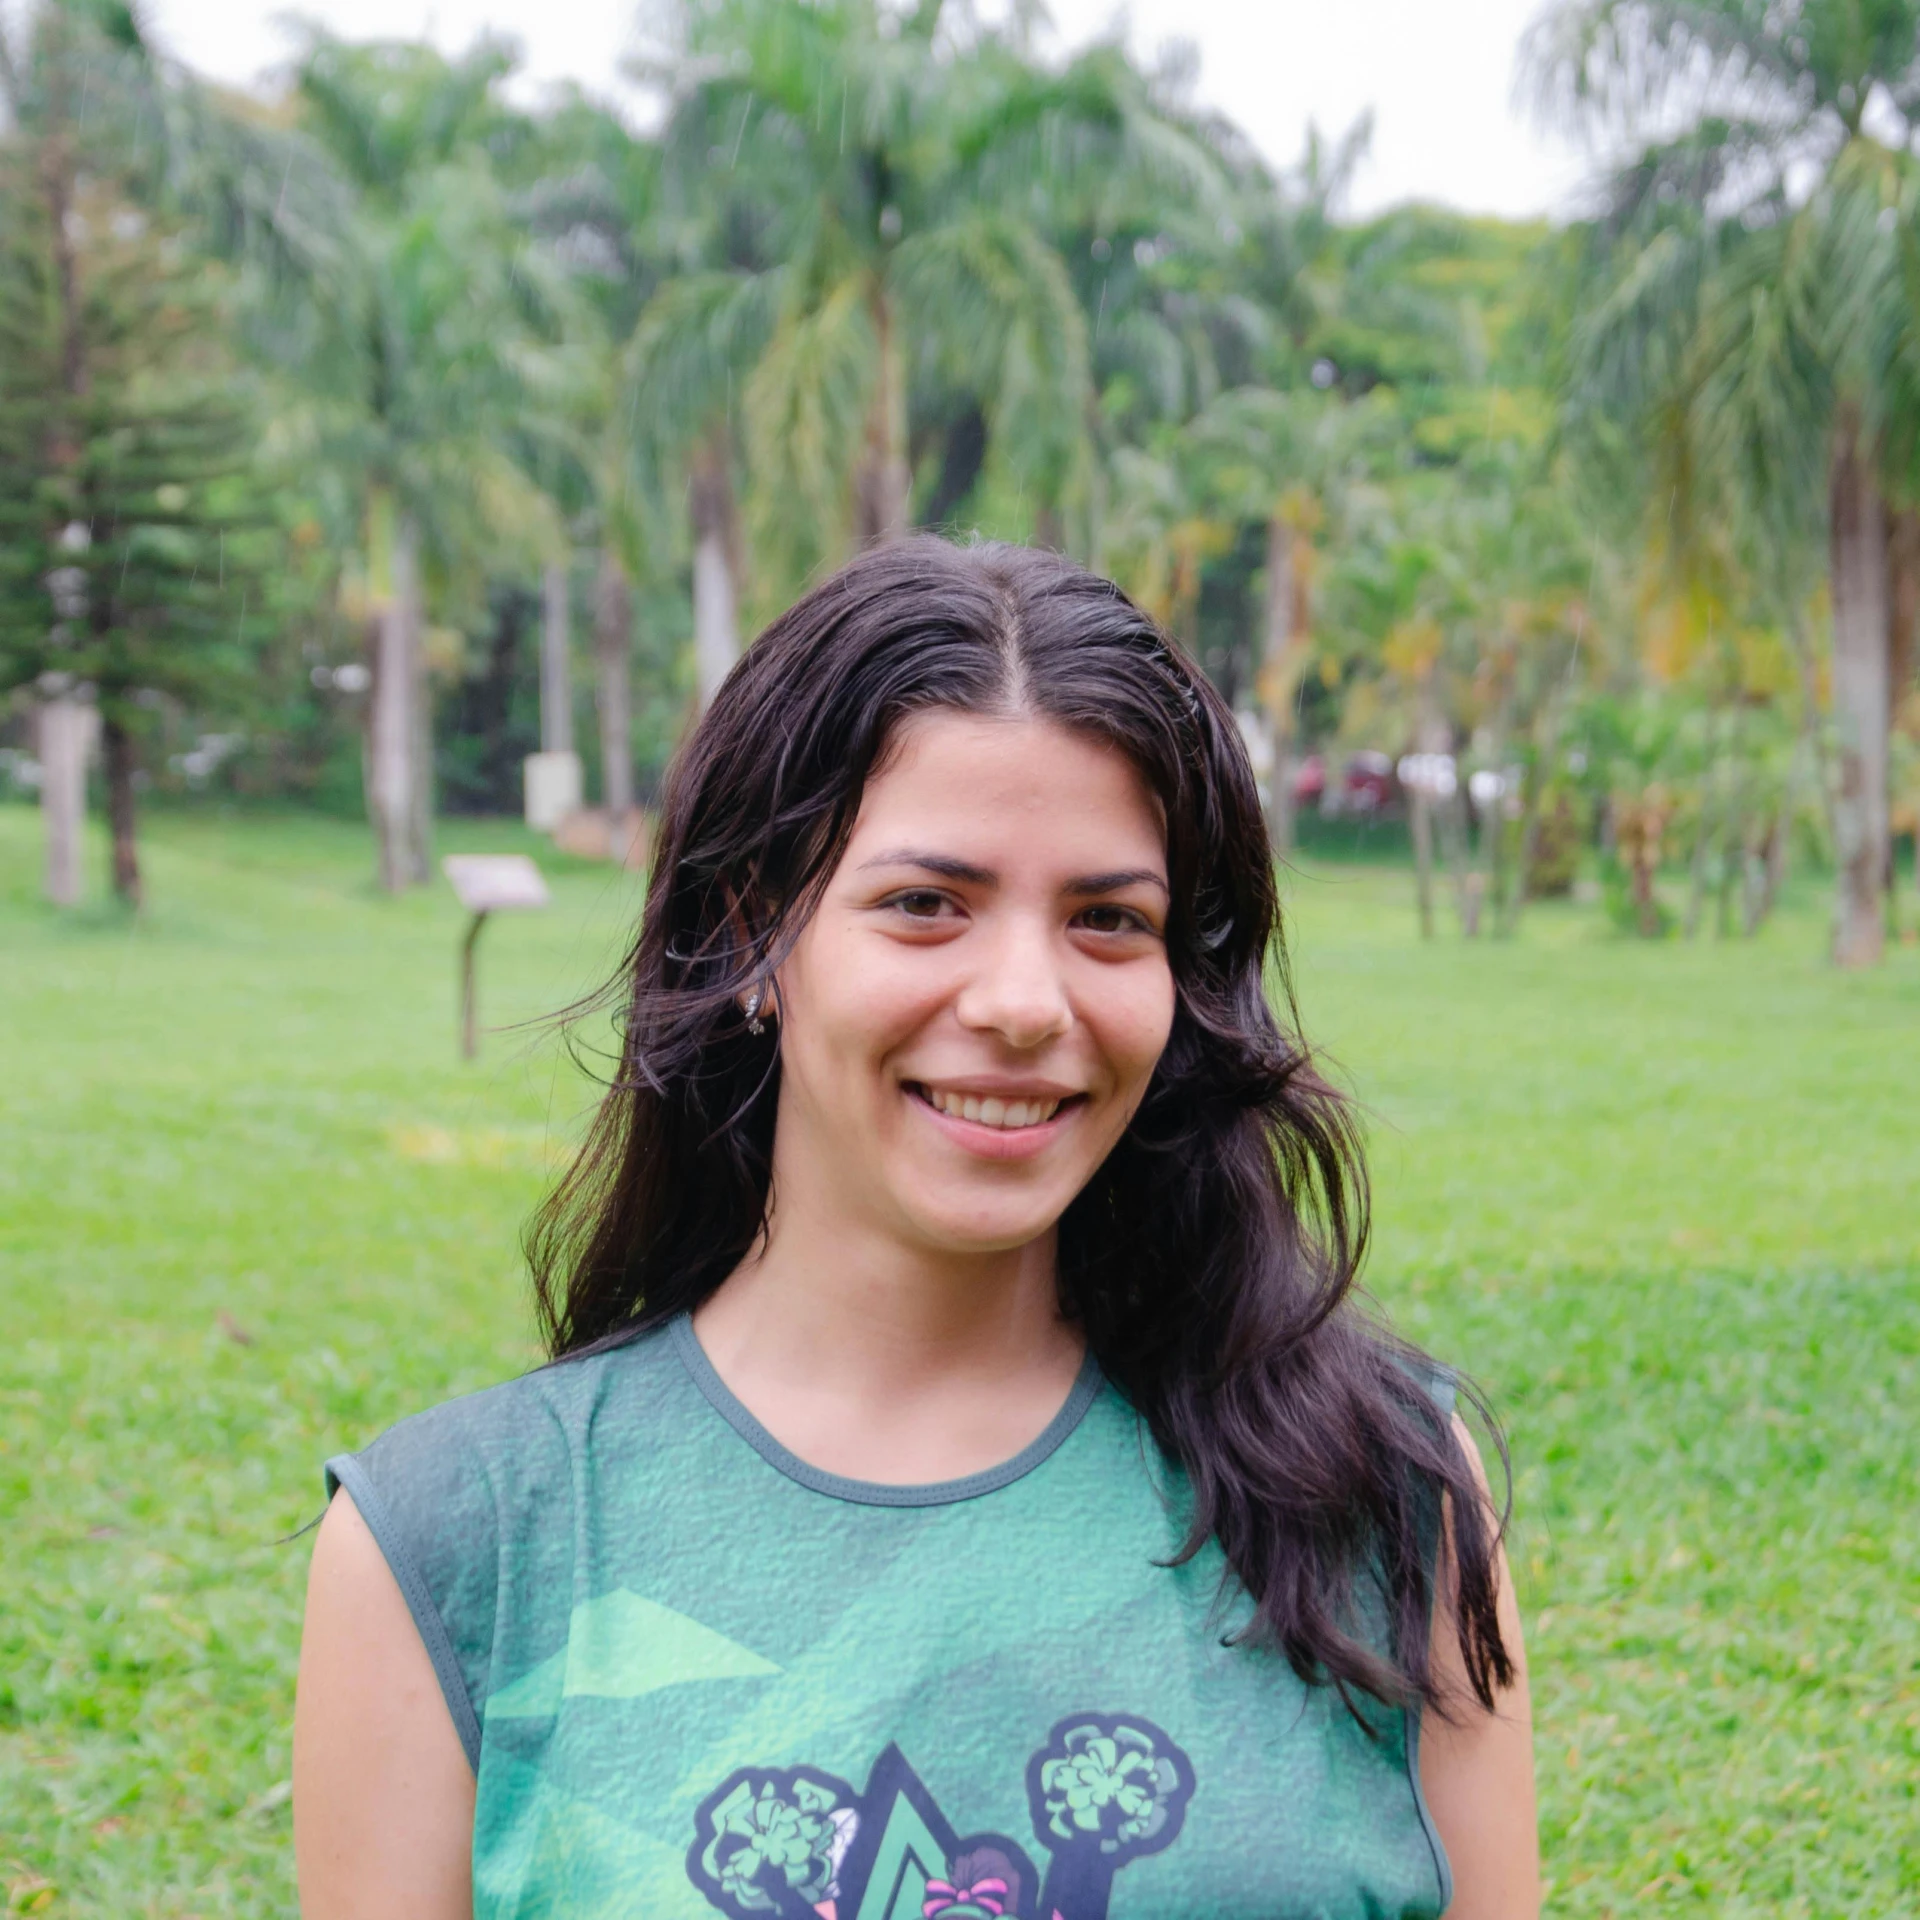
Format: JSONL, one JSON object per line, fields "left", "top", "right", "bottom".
{"left": 146, "top": 0, "right": 1593, "bottom": 220}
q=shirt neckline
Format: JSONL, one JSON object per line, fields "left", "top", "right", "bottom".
{"left": 668, "top": 1312, "right": 1105, "bottom": 1509}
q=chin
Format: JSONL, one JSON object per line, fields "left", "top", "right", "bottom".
{"left": 905, "top": 1202, "right": 1064, "bottom": 1257}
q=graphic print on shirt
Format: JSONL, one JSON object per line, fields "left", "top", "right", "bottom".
{"left": 686, "top": 1711, "right": 1196, "bottom": 1920}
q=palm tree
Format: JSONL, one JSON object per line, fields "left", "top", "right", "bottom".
{"left": 1528, "top": 0, "right": 1920, "bottom": 964}
{"left": 279, "top": 32, "right": 564, "bottom": 890}
{"left": 1185, "top": 387, "right": 1391, "bottom": 855}
{"left": 507, "top": 96, "right": 673, "bottom": 813}
{"left": 626, "top": 273, "right": 776, "bottom": 709}
{"left": 644, "top": 0, "right": 1213, "bottom": 587}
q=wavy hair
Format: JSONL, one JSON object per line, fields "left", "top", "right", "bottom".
{"left": 528, "top": 535, "right": 1511, "bottom": 1714}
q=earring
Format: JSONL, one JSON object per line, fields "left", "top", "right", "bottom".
{"left": 744, "top": 986, "right": 765, "bottom": 1035}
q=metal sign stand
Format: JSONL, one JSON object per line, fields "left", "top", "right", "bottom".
{"left": 440, "top": 855, "right": 551, "bottom": 1060}
{"left": 458, "top": 908, "right": 490, "bottom": 1060}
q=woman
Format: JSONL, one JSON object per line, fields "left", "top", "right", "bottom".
{"left": 295, "top": 538, "right": 1537, "bottom": 1919}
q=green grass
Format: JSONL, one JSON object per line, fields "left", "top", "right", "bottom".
{"left": 1, "top": 807, "right": 1915, "bottom": 1917}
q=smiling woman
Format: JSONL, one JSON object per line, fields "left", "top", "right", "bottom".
{"left": 293, "top": 538, "right": 1538, "bottom": 1920}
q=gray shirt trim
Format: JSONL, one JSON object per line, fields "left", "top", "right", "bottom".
{"left": 325, "top": 1452, "right": 484, "bottom": 1773}
{"left": 668, "top": 1312, "right": 1105, "bottom": 1508}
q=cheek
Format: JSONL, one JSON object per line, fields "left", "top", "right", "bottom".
{"left": 1094, "top": 964, "right": 1178, "bottom": 1095}
{"left": 779, "top": 924, "right": 947, "bottom": 1079}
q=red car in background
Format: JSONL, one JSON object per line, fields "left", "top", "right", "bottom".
{"left": 1293, "top": 750, "right": 1397, "bottom": 816}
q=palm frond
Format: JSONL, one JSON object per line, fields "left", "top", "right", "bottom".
{"left": 743, "top": 271, "right": 873, "bottom": 588}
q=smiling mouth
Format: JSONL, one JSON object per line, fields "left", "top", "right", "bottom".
{"left": 906, "top": 1083, "right": 1082, "bottom": 1131}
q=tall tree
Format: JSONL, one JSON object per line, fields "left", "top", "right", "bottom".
{"left": 0, "top": 0, "right": 275, "bottom": 906}
{"left": 626, "top": 274, "right": 774, "bottom": 710}
{"left": 1186, "top": 388, "right": 1371, "bottom": 855}
{"left": 0, "top": 168, "right": 267, "bottom": 905}
{"left": 646, "top": 0, "right": 1207, "bottom": 585}
{"left": 278, "top": 32, "right": 561, "bottom": 889}
{"left": 510, "top": 96, "right": 666, "bottom": 804}
{"left": 1529, "top": 0, "right": 1920, "bottom": 964}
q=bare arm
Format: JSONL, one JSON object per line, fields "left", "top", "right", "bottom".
{"left": 1418, "top": 1415, "right": 1540, "bottom": 1920}
{"left": 293, "top": 1490, "right": 475, "bottom": 1920}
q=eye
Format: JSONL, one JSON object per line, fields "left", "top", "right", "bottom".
{"left": 886, "top": 888, "right": 953, "bottom": 920}
{"left": 1075, "top": 902, "right": 1156, "bottom": 937}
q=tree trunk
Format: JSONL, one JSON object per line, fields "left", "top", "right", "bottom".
{"left": 595, "top": 548, "right": 634, "bottom": 815}
{"left": 1260, "top": 515, "right": 1299, "bottom": 859}
{"left": 1410, "top": 791, "right": 1436, "bottom": 939}
{"left": 1828, "top": 425, "right": 1891, "bottom": 967}
{"left": 368, "top": 514, "right": 418, "bottom": 895}
{"left": 34, "top": 45, "right": 94, "bottom": 911}
{"left": 1498, "top": 696, "right": 1562, "bottom": 940}
{"left": 407, "top": 540, "right": 433, "bottom": 887}
{"left": 1683, "top": 728, "right": 1718, "bottom": 941}
{"left": 1887, "top": 505, "right": 1919, "bottom": 724}
{"left": 854, "top": 282, "right": 911, "bottom": 546}
{"left": 1782, "top": 600, "right": 1838, "bottom": 863}
{"left": 691, "top": 431, "right": 741, "bottom": 712}
{"left": 100, "top": 710, "right": 141, "bottom": 908}
{"left": 1716, "top": 717, "right": 1746, "bottom": 939}
{"left": 1761, "top": 807, "right": 1788, "bottom": 931}
{"left": 1887, "top": 505, "right": 1919, "bottom": 936}
{"left": 1617, "top": 795, "right": 1668, "bottom": 936}
{"left": 1441, "top": 782, "right": 1474, "bottom": 934}
{"left": 540, "top": 560, "right": 574, "bottom": 757}
{"left": 37, "top": 693, "right": 94, "bottom": 907}
{"left": 1412, "top": 694, "right": 1460, "bottom": 939}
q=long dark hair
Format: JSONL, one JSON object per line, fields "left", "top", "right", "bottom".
{"left": 528, "top": 536, "right": 1511, "bottom": 1715}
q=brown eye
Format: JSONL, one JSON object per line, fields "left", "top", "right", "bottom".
{"left": 1077, "top": 904, "right": 1146, "bottom": 935}
{"left": 894, "top": 890, "right": 947, "bottom": 918}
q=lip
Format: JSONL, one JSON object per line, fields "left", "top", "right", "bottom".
{"left": 903, "top": 1082, "right": 1085, "bottom": 1162}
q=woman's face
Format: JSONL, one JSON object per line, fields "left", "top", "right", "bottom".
{"left": 768, "top": 710, "right": 1177, "bottom": 1260}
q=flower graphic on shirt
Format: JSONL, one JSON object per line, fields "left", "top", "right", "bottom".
{"left": 1033, "top": 1720, "right": 1183, "bottom": 1855}
{"left": 1025, "top": 1713, "right": 1195, "bottom": 1920}
{"left": 687, "top": 1715, "right": 1194, "bottom": 1920}
{"left": 693, "top": 1768, "right": 859, "bottom": 1913}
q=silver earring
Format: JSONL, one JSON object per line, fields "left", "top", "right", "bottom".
{"left": 744, "top": 986, "right": 765, "bottom": 1035}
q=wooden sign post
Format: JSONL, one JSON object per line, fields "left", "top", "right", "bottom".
{"left": 441, "top": 855, "right": 551, "bottom": 1059}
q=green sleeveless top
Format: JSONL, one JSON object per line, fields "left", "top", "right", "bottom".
{"left": 325, "top": 1316, "right": 1452, "bottom": 1920}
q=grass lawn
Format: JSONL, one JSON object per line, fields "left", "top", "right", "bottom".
{"left": 1, "top": 805, "right": 1915, "bottom": 1917}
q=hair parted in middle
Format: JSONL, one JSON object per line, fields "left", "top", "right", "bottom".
{"left": 528, "top": 534, "right": 1511, "bottom": 1718}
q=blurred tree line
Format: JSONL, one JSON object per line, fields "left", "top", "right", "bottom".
{"left": 1, "top": 0, "right": 1916, "bottom": 960}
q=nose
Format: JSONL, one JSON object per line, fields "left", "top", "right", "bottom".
{"left": 953, "top": 913, "right": 1072, "bottom": 1051}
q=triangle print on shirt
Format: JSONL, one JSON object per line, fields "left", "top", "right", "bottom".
{"left": 685, "top": 1711, "right": 1196, "bottom": 1920}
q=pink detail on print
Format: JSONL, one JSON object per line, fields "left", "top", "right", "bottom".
{"left": 921, "top": 1878, "right": 1010, "bottom": 1916}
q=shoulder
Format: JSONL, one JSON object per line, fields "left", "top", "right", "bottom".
{"left": 317, "top": 1323, "right": 684, "bottom": 1763}
{"left": 326, "top": 1321, "right": 680, "bottom": 1514}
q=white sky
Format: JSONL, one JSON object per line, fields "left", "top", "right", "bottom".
{"left": 146, "top": 0, "right": 1593, "bottom": 219}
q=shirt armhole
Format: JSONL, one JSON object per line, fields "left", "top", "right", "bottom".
{"left": 1408, "top": 1361, "right": 1459, "bottom": 1912}
{"left": 324, "top": 1453, "right": 485, "bottom": 1774}
{"left": 1405, "top": 1699, "right": 1455, "bottom": 1914}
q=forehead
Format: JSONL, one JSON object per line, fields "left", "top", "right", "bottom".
{"left": 848, "top": 711, "right": 1166, "bottom": 866}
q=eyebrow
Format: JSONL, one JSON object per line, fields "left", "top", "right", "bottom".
{"left": 1064, "top": 869, "right": 1170, "bottom": 898}
{"left": 857, "top": 849, "right": 1169, "bottom": 896}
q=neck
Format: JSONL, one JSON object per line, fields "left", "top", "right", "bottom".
{"left": 696, "top": 1196, "right": 1076, "bottom": 1403}
{"left": 688, "top": 1093, "right": 1089, "bottom": 1485}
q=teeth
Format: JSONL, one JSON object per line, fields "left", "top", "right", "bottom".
{"left": 921, "top": 1087, "right": 1062, "bottom": 1129}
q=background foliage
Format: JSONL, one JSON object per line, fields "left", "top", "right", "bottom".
{"left": 5, "top": 0, "right": 1916, "bottom": 942}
